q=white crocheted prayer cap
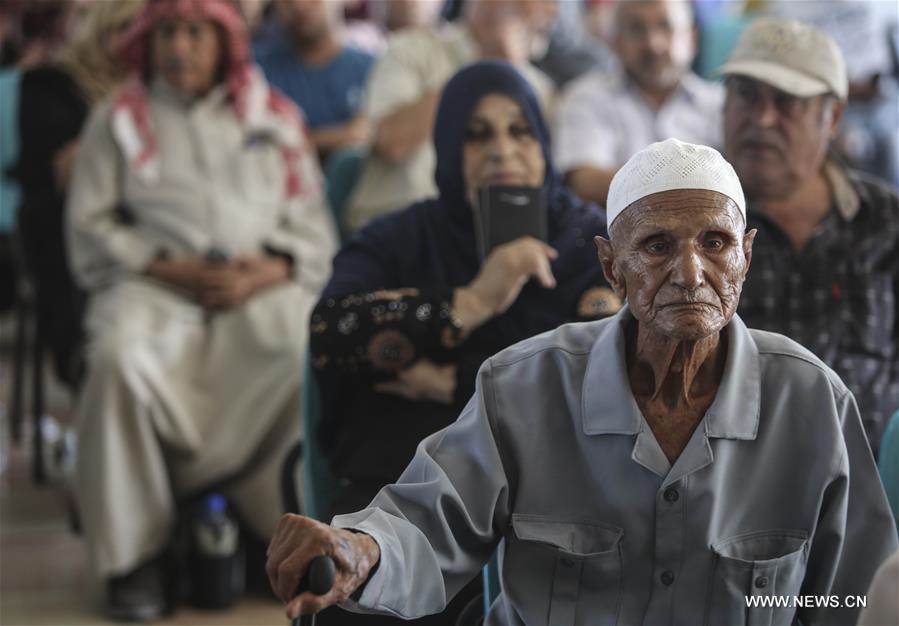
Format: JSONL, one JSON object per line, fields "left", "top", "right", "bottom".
{"left": 606, "top": 138, "right": 746, "bottom": 227}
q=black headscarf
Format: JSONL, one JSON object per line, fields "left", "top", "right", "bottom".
{"left": 323, "top": 60, "right": 609, "bottom": 345}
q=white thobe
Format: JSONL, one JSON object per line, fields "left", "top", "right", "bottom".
{"left": 66, "top": 80, "right": 337, "bottom": 576}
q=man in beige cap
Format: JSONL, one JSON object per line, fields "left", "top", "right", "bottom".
{"left": 266, "top": 139, "right": 896, "bottom": 625}
{"left": 720, "top": 17, "right": 899, "bottom": 457}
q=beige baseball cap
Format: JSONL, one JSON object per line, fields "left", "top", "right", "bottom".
{"left": 719, "top": 17, "right": 848, "bottom": 100}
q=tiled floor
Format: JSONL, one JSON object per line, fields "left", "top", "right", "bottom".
{"left": 0, "top": 331, "right": 288, "bottom": 626}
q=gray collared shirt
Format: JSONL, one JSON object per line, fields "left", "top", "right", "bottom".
{"left": 334, "top": 307, "right": 897, "bottom": 625}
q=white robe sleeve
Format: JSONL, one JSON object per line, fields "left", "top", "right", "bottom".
{"left": 66, "top": 103, "right": 162, "bottom": 290}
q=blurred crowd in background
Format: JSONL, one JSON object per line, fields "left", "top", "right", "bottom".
{"left": 0, "top": 0, "right": 897, "bottom": 623}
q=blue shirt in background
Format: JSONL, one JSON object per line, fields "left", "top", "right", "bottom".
{"left": 255, "top": 27, "right": 376, "bottom": 129}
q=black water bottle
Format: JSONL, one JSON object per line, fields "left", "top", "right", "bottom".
{"left": 189, "top": 493, "right": 245, "bottom": 609}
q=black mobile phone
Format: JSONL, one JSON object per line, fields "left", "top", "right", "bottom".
{"left": 474, "top": 185, "right": 548, "bottom": 262}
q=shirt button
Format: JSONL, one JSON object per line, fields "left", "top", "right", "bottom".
{"left": 663, "top": 488, "right": 679, "bottom": 503}
{"left": 660, "top": 570, "right": 675, "bottom": 586}
{"left": 755, "top": 576, "right": 769, "bottom": 589}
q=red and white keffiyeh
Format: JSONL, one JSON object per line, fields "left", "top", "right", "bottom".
{"left": 110, "top": 0, "right": 311, "bottom": 198}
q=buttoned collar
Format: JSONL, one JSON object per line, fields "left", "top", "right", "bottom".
{"left": 582, "top": 305, "right": 761, "bottom": 442}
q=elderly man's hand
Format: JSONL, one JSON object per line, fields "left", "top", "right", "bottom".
{"left": 266, "top": 514, "right": 381, "bottom": 620}
{"left": 453, "top": 237, "right": 558, "bottom": 335}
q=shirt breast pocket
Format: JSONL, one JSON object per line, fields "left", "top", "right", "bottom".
{"left": 707, "top": 530, "right": 809, "bottom": 626}
{"left": 507, "top": 514, "right": 623, "bottom": 626}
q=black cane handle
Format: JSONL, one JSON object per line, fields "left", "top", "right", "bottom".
{"left": 293, "top": 555, "right": 336, "bottom": 626}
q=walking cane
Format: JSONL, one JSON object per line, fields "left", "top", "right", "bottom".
{"left": 292, "top": 555, "right": 336, "bottom": 626}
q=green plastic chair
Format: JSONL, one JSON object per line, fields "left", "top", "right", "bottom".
{"left": 0, "top": 69, "right": 21, "bottom": 233}
{"left": 324, "top": 147, "right": 366, "bottom": 243}
{"left": 696, "top": 14, "right": 750, "bottom": 79}
{"left": 482, "top": 550, "right": 501, "bottom": 614}
{"left": 301, "top": 355, "right": 340, "bottom": 522}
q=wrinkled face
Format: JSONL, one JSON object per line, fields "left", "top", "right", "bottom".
{"left": 613, "top": 0, "right": 694, "bottom": 94}
{"left": 597, "top": 190, "right": 755, "bottom": 341}
{"left": 724, "top": 75, "right": 842, "bottom": 200}
{"left": 151, "top": 17, "right": 222, "bottom": 97}
{"left": 277, "top": 0, "right": 335, "bottom": 46}
{"left": 462, "top": 93, "right": 546, "bottom": 207}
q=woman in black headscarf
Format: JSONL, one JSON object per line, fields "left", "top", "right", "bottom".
{"left": 309, "top": 58, "right": 618, "bottom": 626}
{"left": 311, "top": 57, "right": 618, "bottom": 508}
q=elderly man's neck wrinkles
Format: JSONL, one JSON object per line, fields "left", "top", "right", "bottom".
{"left": 627, "top": 317, "right": 726, "bottom": 462}
{"left": 632, "top": 321, "right": 721, "bottom": 397}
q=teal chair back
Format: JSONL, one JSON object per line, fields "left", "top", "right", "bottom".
{"left": 879, "top": 410, "right": 899, "bottom": 530}
{"left": 300, "top": 148, "right": 364, "bottom": 519}
{"left": 301, "top": 355, "right": 339, "bottom": 521}
{"left": 482, "top": 549, "right": 501, "bottom": 614}
{"left": 324, "top": 147, "right": 365, "bottom": 243}
{"left": 0, "top": 70, "right": 22, "bottom": 233}
{"left": 696, "top": 14, "right": 749, "bottom": 79}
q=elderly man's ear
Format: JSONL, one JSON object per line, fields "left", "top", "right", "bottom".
{"left": 594, "top": 236, "right": 627, "bottom": 301}
{"left": 742, "top": 228, "right": 757, "bottom": 278}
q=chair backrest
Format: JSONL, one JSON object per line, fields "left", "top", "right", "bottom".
{"left": 482, "top": 549, "right": 501, "bottom": 615}
{"left": 696, "top": 13, "right": 750, "bottom": 79}
{"left": 878, "top": 410, "right": 899, "bottom": 530}
{"left": 301, "top": 355, "right": 340, "bottom": 521}
{"left": 324, "top": 147, "right": 365, "bottom": 243}
{"left": 0, "top": 69, "right": 22, "bottom": 234}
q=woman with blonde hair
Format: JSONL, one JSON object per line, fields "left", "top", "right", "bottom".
{"left": 15, "top": 0, "right": 144, "bottom": 387}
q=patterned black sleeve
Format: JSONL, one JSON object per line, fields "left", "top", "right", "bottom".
{"left": 309, "top": 288, "right": 462, "bottom": 373}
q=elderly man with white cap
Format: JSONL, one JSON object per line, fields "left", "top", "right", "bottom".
{"left": 720, "top": 17, "right": 899, "bottom": 456}
{"left": 266, "top": 139, "right": 897, "bottom": 625}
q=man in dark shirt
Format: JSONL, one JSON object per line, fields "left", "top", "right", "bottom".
{"left": 722, "top": 17, "right": 899, "bottom": 454}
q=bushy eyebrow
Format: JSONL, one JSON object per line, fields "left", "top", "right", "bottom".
{"left": 631, "top": 226, "right": 739, "bottom": 246}
{"left": 635, "top": 231, "right": 670, "bottom": 246}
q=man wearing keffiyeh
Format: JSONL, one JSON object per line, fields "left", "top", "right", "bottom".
{"left": 65, "top": 0, "right": 337, "bottom": 619}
